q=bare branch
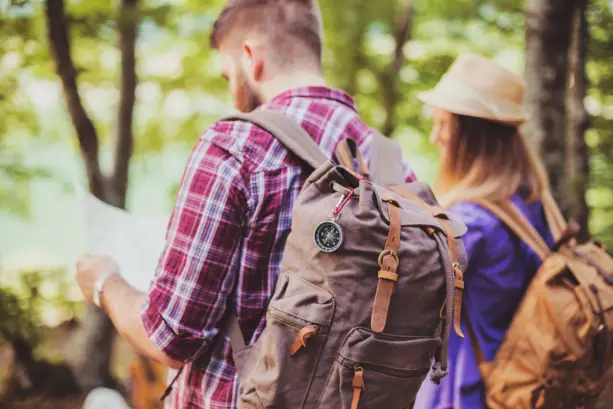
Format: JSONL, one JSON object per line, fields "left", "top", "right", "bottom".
{"left": 44, "top": 0, "right": 105, "bottom": 199}
{"left": 110, "top": 0, "right": 139, "bottom": 208}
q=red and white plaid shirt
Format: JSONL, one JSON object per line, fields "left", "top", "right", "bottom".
{"left": 141, "top": 86, "right": 416, "bottom": 409}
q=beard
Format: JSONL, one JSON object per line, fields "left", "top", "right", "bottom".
{"left": 235, "top": 68, "right": 263, "bottom": 113}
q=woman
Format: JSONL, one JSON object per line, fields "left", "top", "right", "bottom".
{"left": 412, "top": 53, "right": 554, "bottom": 409}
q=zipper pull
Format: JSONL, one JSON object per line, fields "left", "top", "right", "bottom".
{"left": 351, "top": 366, "right": 365, "bottom": 409}
{"left": 289, "top": 325, "right": 318, "bottom": 356}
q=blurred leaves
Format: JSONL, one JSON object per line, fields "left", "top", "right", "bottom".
{"left": 0, "top": 0, "right": 611, "bottom": 235}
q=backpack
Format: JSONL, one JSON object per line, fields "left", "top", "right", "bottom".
{"left": 218, "top": 109, "right": 468, "bottom": 409}
{"left": 468, "top": 194, "right": 613, "bottom": 409}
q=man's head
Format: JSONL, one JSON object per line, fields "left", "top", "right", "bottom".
{"left": 210, "top": 0, "right": 324, "bottom": 112}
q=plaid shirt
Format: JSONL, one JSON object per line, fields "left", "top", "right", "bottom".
{"left": 141, "top": 86, "right": 416, "bottom": 409}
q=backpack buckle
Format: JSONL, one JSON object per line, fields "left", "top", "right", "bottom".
{"left": 378, "top": 249, "right": 399, "bottom": 268}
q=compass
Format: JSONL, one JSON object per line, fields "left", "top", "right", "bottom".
{"left": 314, "top": 221, "right": 344, "bottom": 253}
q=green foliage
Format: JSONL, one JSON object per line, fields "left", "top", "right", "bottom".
{"left": 0, "top": 12, "right": 51, "bottom": 217}
{"left": 0, "top": 271, "right": 43, "bottom": 346}
{"left": 0, "top": 0, "right": 612, "bottom": 240}
{"left": 586, "top": 0, "right": 613, "bottom": 249}
{"left": 0, "top": 268, "right": 81, "bottom": 347}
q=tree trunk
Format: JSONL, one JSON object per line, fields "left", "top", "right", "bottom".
{"left": 524, "top": 0, "right": 576, "bottom": 214}
{"left": 381, "top": 0, "right": 413, "bottom": 136}
{"left": 565, "top": 0, "right": 590, "bottom": 241}
{"left": 45, "top": 0, "right": 105, "bottom": 200}
{"left": 44, "top": 0, "right": 139, "bottom": 391}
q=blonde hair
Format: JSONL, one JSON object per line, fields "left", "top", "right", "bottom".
{"left": 435, "top": 113, "right": 549, "bottom": 208}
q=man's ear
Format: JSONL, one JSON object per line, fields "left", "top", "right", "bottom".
{"left": 242, "top": 40, "right": 265, "bottom": 82}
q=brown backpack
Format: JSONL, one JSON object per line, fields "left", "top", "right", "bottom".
{"left": 469, "top": 195, "right": 613, "bottom": 409}
{"left": 219, "top": 110, "right": 469, "bottom": 409}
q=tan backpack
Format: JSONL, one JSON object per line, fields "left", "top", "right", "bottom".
{"left": 215, "top": 109, "right": 469, "bottom": 409}
{"left": 469, "top": 194, "right": 613, "bottom": 409}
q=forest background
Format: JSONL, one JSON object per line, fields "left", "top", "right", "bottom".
{"left": 1, "top": 0, "right": 612, "bottom": 407}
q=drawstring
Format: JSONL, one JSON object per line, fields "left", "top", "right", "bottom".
{"left": 429, "top": 354, "right": 448, "bottom": 384}
{"left": 160, "top": 366, "right": 184, "bottom": 401}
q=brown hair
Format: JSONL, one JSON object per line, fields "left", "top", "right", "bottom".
{"left": 210, "top": 0, "right": 323, "bottom": 67}
{"left": 435, "top": 113, "right": 549, "bottom": 208}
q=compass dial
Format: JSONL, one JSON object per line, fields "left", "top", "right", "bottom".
{"left": 314, "top": 221, "right": 343, "bottom": 253}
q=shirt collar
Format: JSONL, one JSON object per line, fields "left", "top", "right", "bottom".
{"left": 267, "top": 86, "right": 358, "bottom": 112}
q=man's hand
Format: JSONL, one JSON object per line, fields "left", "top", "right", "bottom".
{"left": 75, "top": 254, "right": 120, "bottom": 304}
{"left": 74, "top": 254, "right": 183, "bottom": 370}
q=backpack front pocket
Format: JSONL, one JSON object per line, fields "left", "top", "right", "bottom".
{"left": 316, "top": 327, "right": 440, "bottom": 409}
{"left": 237, "top": 272, "right": 334, "bottom": 409}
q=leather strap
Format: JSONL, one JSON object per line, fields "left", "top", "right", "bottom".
{"left": 378, "top": 270, "right": 399, "bottom": 281}
{"left": 335, "top": 139, "right": 370, "bottom": 178}
{"left": 289, "top": 326, "right": 318, "bottom": 356}
{"left": 388, "top": 185, "right": 465, "bottom": 338}
{"left": 371, "top": 196, "right": 401, "bottom": 333}
{"left": 541, "top": 190, "right": 567, "bottom": 242}
{"left": 440, "top": 219, "right": 464, "bottom": 338}
{"left": 473, "top": 199, "right": 550, "bottom": 261}
{"left": 223, "top": 110, "right": 329, "bottom": 170}
{"left": 351, "top": 367, "right": 365, "bottom": 409}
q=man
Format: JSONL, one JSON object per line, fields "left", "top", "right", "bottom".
{"left": 75, "top": 0, "right": 417, "bottom": 408}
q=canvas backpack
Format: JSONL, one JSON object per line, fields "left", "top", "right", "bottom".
{"left": 467, "top": 195, "right": 613, "bottom": 409}
{"left": 217, "top": 109, "right": 469, "bottom": 409}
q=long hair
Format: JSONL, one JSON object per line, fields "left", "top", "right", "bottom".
{"left": 435, "top": 113, "right": 549, "bottom": 208}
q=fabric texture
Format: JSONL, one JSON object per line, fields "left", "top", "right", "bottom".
{"left": 413, "top": 192, "right": 554, "bottom": 409}
{"left": 140, "top": 86, "right": 416, "bottom": 409}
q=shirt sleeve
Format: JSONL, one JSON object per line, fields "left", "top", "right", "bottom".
{"left": 141, "top": 130, "right": 250, "bottom": 363}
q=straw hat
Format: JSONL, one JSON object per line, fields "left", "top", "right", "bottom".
{"left": 417, "top": 53, "right": 529, "bottom": 126}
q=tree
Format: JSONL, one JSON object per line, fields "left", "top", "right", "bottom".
{"left": 44, "top": 0, "right": 138, "bottom": 389}
{"left": 524, "top": 0, "right": 577, "bottom": 217}
{"left": 525, "top": 0, "right": 593, "bottom": 241}
{"left": 566, "top": 0, "right": 591, "bottom": 241}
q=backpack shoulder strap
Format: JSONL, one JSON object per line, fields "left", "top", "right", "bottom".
{"left": 220, "top": 109, "right": 329, "bottom": 362}
{"left": 335, "top": 138, "right": 370, "bottom": 178}
{"left": 541, "top": 190, "right": 568, "bottom": 242}
{"left": 465, "top": 198, "right": 551, "bottom": 384}
{"left": 223, "top": 110, "right": 329, "bottom": 170}
{"left": 473, "top": 198, "right": 550, "bottom": 261}
{"left": 367, "top": 129, "right": 406, "bottom": 186}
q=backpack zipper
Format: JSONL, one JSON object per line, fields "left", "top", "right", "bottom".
{"left": 351, "top": 366, "right": 365, "bottom": 409}
{"left": 267, "top": 306, "right": 321, "bottom": 331}
{"left": 340, "top": 357, "right": 430, "bottom": 379}
{"left": 267, "top": 307, "right": 322, "bottom": 356}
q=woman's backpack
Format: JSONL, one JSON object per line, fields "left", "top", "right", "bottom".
{"left": 469, "top": 194, "right": 613, "bottom": 408}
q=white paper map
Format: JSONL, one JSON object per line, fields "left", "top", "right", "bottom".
{"left": 74, "top": 183, "right": 170, "bottom": 293}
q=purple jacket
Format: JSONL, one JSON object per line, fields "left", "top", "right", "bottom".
{"left": 414, "top": 193, "right": 554, "bottom": 409}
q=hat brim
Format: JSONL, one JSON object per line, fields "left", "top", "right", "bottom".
{"left": 417, "top": 89, "right": 530, "bottom": 126}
